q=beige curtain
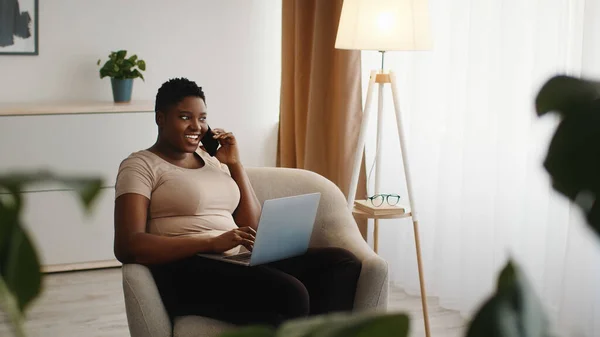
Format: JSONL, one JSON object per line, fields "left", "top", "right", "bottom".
{"left": 278, "top": 0, "right": 368, "bottom": 238}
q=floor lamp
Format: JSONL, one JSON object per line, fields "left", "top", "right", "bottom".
{"left": 335, "top": 1, "right": 433, "bottom": 336}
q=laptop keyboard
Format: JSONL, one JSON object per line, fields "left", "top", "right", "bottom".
{"left": 222, "top": 252, "right": 252, "bottom": 262}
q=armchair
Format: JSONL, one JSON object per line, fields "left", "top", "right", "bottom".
{"left": 122, "top": 167, "right": 388, "bottom": 337}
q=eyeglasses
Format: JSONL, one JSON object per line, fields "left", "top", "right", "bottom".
{"left": 367, "top": 194, "right": 401, "bottom": 207}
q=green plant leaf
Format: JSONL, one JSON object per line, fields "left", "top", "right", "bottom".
{"left": 99, "top": 68, "right": 110, "bottom": 79}
{"left": 122, "top": 59, "right": 134, "bottom": 71}
{"left": 465, "top": 260, "right": 552, "bottom": 337}
{"left": 0, "top": 198, "right": 14, "bottom": 253}
{"left": 535, "top": 75, "right": 600, "bottom": 239}
{"left": 59, "top": 178, "right": 103, "bottom": 211}
{"left": 0, "top": 277, "right": 26, "bottom": 337}
{"left": 336, "top": 314, "right": 409, "bottom": 337}
{"left": 0, "top": 172, "right": 103, "bottom": 213}
{"left": 496, "top": 260, "right": 516, "bottom": 291}
{"left": 97, "top": 59, "right": 101, "bottom": 66}
{"left": 535, "top": 75, "right": 600, "bottom": 117}
{"left": 128, "top": 54, "right": 138, "bottom": 63}
{"left": 137, "top": 60, "right": 146, "bottom": 71}
{"left": 0, "top": 172, "right": 103, "bottom": 336}
{"left": 131, "top": 69, "right": 144, "bottom": 81}
{"left": 1, "top": 220, "right": 42, "bottom": 313}
{"left": 116, "top": 50, "right": 127, "bottom": 60}
{"left": 100, "top": 60, "right": 114, "bottom": 72}
{"left": 0, "top": 188, "right": 42, "bottom": 320}
{"left": 219, "top": 326, "right": 276, "bottom": 337}
{"left": 275, "top": 312, "right": 410, "bottom": 337}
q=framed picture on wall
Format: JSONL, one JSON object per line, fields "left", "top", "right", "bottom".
{"left": 0, "top": 0, "right": 39, "bottom": 55}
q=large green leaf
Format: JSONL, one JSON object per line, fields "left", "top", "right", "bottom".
{"left": 303, "top": 314, "right": 409, "bottom": 337}
{"left": 56, "top": 177, "right": 103, "bottom": 212}
{"left": 0, "top": 188, "right": 39, "bottom": 337}
{"left": 338, "top": 314, "right": 409, "bottom": 337}
{"left": 465, "top": 261, "right": 552, "bottom": 337}
{"left": 0, "top": 277, "right": 25, "bottom": 337}
{"left": 219, "top": 326, "right": 276, "bottom": 337}
{"left": 217, "top": 312, "right": 410, "bottom": 337}
{"left": 279, "top": 312, "right": 409, "bottom": 337}
{"left": 0, "top": 171, "right": 102, "bottom": 211}
{"left": 0, "top": 172, "right": 103, "bottom": 336}
{"left": 1, "top": 220, "right": 41, "bottom": 312}
{"left": 535, "top": 75, "right": 600, "bottom": 238}
{"left": 535, "top": 75, "right": 600, "bottom": 118}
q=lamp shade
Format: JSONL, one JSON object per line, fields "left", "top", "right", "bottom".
{"left": 335, "top": 0, "right": 432, "bottom": 51}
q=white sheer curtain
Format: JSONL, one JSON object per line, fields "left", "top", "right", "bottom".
{"left": 360, "top": 0, "right": 600, "bottom": 336}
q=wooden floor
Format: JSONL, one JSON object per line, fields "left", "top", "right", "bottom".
{"left": 0, "top": 268, "right": 466, "bottom": 337}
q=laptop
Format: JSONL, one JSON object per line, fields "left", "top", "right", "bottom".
{"left": 197, "top": 192, "right": 321, "bottom": 266}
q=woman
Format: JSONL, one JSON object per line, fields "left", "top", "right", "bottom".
{"left": 113, "top": 78, "right": 362, "bottom": 326}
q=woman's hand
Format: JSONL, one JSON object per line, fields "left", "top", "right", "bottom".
{"left": 213, "top": 128, "right": 240, "bottom": 165}
{"left": 210, "top": 227, "right": 256, "bottom": 253}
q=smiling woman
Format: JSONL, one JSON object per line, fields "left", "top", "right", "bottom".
{"left": 114, "top": 78, "right": 252, "bottom": 260}
{"left": 112, "top": 77, "right": 362, "bottom": 327}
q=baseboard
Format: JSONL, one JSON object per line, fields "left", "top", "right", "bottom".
{"left": 42, "top": 259, "right": 122, "bottom": 273}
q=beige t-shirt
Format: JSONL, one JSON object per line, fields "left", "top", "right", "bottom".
{"left": 114, "top": 148, "right": 241, "bottom": 244}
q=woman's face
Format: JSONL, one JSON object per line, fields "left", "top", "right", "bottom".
{"left": 157, "top": 96, "right": 208, "bottom": 153}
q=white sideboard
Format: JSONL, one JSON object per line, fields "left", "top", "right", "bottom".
{"left": 0, "top": 101, "right": 157, "bottom": 272}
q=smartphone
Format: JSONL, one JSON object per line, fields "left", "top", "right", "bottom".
{"left": 201, "top": 125, "right": 220, "bottom": 157}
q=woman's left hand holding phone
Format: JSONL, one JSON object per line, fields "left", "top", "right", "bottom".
{"left": 212, "top": 128, "right": 240, "bottom": 165}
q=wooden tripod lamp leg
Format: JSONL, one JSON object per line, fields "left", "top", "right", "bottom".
{"left": 372, "top": 71, "right": 386, "bottom": 254}
{"left": 388, "top": 71, "right": 431, "bottom": 337}
{"left": 412, "top": 219, "right": 430, "bottom": 337}
{"left": 373, "top": 218, "right": 379, "bottom": 253}
{"left": 347, "top": 70, "right": 378, "bottom": 209}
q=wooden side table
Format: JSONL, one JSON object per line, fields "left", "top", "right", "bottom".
{"left": 352, "top": 207, "right": 412, "bottom": 253}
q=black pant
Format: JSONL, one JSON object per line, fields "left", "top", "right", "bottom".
{"left": 150, "top": 247, "right": 362, "bottom": 327}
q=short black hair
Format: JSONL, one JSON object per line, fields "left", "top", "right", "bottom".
{"left": 154, "top": 77, "right": 205, "bottom": 113}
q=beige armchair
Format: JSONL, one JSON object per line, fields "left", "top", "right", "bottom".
{"left": 122, "top": 167, "right": 388, "bottom": 337}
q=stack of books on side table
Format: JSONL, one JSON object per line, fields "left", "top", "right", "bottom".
{"left": 353, "top": 200, "right": 407, "bottom": 216}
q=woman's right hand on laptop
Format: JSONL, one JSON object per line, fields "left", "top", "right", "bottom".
{"left": 210, "top": 227, "right": 256, "bottom": 253}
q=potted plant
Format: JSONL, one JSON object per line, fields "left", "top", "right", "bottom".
{"left": 97, "top": 50, "right": 146, "bottom": 103}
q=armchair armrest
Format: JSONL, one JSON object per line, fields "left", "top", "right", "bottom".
{"left": 122, "top": 264, "right": 172, "bottom": 337}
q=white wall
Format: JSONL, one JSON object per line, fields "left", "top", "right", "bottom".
{"left": 582, "top": 0, "right": 600, "bottom": 78}
{"left": 0, "top": 0, "right": 282, "bottom": 167}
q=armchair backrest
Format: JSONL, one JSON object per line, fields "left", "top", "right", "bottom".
{"left": 245, "top": 167, "right": 368, "bottom": 258}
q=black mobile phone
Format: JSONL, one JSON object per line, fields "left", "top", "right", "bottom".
{"left": 201, "top": 126, "right": 220, "bottom": 156}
